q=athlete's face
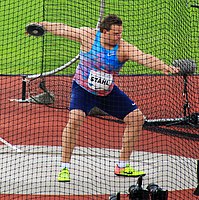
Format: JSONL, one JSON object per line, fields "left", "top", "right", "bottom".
{"left": 103, "top": 25, "right": 123, "bottom": 46}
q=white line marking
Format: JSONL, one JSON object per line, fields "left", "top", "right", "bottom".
{"left": 0, "top": 137, "right": 23, "bottom": 152}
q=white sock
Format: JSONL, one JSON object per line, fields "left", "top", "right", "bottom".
{"left": 61, "top": 162, "right": 70, "bottom": 169}
{"left": 117, "top": 161, "right": 129, "bottom": 168}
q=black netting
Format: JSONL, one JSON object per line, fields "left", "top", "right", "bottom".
{"left": 0, "top": 0, "right": 199, "bottom": 199}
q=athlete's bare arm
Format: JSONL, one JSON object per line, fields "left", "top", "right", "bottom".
{"left": 37, "top": 22, "right": 93, "bottom": 44}
{"left": 122, "top": 41, "right": 179, "bottom": 74}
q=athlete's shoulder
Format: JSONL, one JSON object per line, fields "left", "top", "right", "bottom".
{"left": 80, "top": 27, "right": 97, "bottom": 41}
{"left": 80, "top": 27, "right": 96, "bottom": 35}
{"left": 120, "top": 40, "right": 141, "bottom": 53}
{"left": 118, "top": 40, "right": 138, "bottom": 61}
{"left": 119, "top": 39, "right": 132, "bottom": 48}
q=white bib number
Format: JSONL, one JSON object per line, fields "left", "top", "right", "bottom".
{"left": 88, "top": 70, "right": 113, "bottom": 91}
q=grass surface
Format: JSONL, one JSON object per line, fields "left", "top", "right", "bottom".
{"left": 0, "top": 0, "right": 198, "bottom": 75}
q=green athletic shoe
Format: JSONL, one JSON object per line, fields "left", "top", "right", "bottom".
{"left": 114, "top": 164, "right": 146, "bottom": 177}
{"left": 58, "top": 168, "right": 70, "bottom": 182}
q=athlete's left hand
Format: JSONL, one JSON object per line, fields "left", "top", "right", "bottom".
{"left": 162, "top": 65, "right": 180, "bottom": 75}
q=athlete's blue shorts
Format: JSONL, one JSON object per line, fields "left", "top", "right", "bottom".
{"left": 69, "top": 81, "right": 138, "bottom": 120}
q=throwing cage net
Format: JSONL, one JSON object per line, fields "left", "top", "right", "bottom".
{"left": 0, "top": 0, "right": 199, "bottom": 199}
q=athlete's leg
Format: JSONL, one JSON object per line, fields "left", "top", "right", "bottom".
{"left": 58, "top": 109, "right": 86, "bottom": 182}
{"left": 62, "top": 81, "right": 95, "bottom": 163}
{"left": 114, "top": 109, "right": 145, "bottom": 177}
{"left": 96, "top": 85, "right": 145, "bottom": 176}
{"left": 96, "top": 85, "right": 144, "bottom": 160}
{"left": 58, "top": 81, "right": 95, "bottom": 181}
{"left": 61, "top": 109, "right": 86, "bottom": 163}
{"left": 119, "top": 109, "right": 144, "bottom": 161}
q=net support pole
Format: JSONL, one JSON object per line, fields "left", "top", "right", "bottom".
{"left": 21, "top": 75, "right": 27, "bottom": 101}
{"left": 194, "top": 160, "right": 199, "bottom": 196}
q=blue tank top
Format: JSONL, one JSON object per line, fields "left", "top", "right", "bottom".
{"left": 73, "top": 30, "right": 125, "bottom": 96}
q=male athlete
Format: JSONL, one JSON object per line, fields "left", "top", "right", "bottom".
{"left": 37, "top": 14, "right": 179, "bottom": 182}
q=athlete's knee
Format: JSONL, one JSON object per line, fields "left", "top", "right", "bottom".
{"left": 124, "top": 109, "right": 144, "bottom": 126}
{"left": 68, "top": 109, "right": 86, "bottom": 126}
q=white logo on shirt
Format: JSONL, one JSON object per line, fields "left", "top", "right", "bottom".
{"left": 107, "top": 53, "right": 115, "bottom": 57}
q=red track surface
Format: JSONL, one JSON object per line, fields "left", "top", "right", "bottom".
{"left": 0, "top": 75, "right": 198, "bottom": 199}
